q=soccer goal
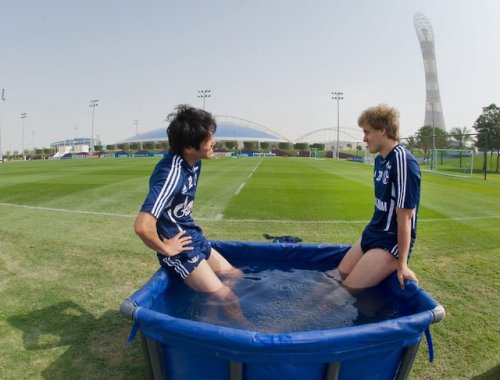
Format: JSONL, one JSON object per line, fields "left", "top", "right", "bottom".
{"left": 427, "top": 149, "right": 474, "bottom": 178}
{"left": 364, "top": 150, "right": 375, "bottom": 165}
{"left": 309, "top": 148, "right": 322, "bottom": 159}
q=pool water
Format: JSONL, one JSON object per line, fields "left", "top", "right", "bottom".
{"left": 153, "top": 262, "right": 413, "bottom": 333}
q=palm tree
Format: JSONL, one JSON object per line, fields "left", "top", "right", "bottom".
{"left": 450, "top": 126, "right": 473, "bottom": 149}
{"left": 450, "top": 127, "right": 473, "bottom": 168}
{"left": 404, "top": 136, "right": 417, "bottom": 153}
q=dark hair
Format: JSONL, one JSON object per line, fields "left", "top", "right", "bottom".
{"left": 166, "top": 105, "right": 217, "bottom": 155}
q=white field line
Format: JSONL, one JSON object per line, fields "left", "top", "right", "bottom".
{"left": 243, "top": 159, "right": 263, "bottom": 184}
{"left": 0, "top": 202, "right": 133, "bottom": 218}
{"left": 247, "top": 158, "right": 264, "bottom": 179}
{"left": 251, "top": 158, "right": 263, "bottom": 172}
{"left": 0, "top": 202, "right": 499, "bottom": 224}
{"left": 234, "top": 183, "right": 246, "bottom": 195}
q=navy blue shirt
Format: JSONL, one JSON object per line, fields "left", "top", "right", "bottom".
{"left": 140, "top": 153, "right": 203, "bottom": 240}
{"left": 364, "top": 145, "right": 421, "bottom": 241}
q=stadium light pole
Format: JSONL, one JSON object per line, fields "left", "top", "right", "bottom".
{"left": 89, "top": 99, "right": 99, "bottom": 152}
{"left": 197, "top": 89, "right": 211, "bottom": 109}
{"left": 31, "top": 130, "right": 36, "bottom": 152}
{"left": 21, "top": 112, "right": 27, "bottom": 161}
{"left": 332, "top": 91, "right": 343, "bottom": 159}
{"left": 431, "top": 102, "right": 436, "bottom": 170}
{"left": 0, "top": 89, "right": 5, "bottom": 162}
{"left": 134, "top": 119, "right": 142, "bottom": 150}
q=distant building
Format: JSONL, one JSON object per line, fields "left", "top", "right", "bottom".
{"left": 119, "top": 115, "right": 291, "bottom": 147}
{"left": 50, "top": 137, "right": 102, "bottom": 155}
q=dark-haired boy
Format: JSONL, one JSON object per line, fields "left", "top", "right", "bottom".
{"left": 134, "top": 105, "right": 246, "bottom": 323}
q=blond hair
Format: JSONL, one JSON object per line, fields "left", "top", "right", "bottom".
{"left": 358, "top": 105, "right": 400, "bottom": 141}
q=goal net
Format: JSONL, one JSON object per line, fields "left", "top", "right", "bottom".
{"left": 309, "top": 148, "right": 322, "bottom": 159}
{"left": 364, "top": 150, "right": 375, "bottom": 165}
{"left": 426, "top": 149, "right": 474, "bottom": 177}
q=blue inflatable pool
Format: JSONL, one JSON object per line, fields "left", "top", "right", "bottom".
{"left": 121, "top": 241, "right": 444, "bottom": 380}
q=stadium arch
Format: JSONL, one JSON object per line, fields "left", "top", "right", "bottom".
{"left": 295, "top": 127, "right": 364, "bottom": 151}
{"left": 119, "top": 115, "right": 292, "bottom": 147}
{"left": 215, "top": 115, "right": 292, "bottom": 143}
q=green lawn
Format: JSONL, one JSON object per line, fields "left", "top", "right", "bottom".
{"left": 0, "top": 157, "right": 499, "bottom": 379}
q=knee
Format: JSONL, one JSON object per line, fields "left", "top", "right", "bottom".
{"left": 338, "top": 270, "right": 349, "bottom": 280}
{"left": 209, "top": 285, "right": 238, "bottom": 304}
{"left": 339, "top": 280, "right": 362, "bottom": 295}
{"left": 214, "top": 266, "right": 243, "bottom": 278}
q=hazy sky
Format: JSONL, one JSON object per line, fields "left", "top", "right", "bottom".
{"left": 1, "top": 0, "right": 499, "bottom": 152}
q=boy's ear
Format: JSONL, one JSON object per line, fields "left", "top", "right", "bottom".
{"left": 183, "top": 145, "right": 197, "bottom": 156}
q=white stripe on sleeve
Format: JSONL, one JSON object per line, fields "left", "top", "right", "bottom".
{"left": 151, "top": 155, "right": 182, "bottom": 217}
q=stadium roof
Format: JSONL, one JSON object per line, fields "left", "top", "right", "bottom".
{"left": 119, "top": 115, "right": 292, "bottom": 144}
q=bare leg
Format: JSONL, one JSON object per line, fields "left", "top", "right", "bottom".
{"left": 206, "top": 248, "right": 243, "bottom": 278}
{"left": 342, "top": 248, "right": 399, "bottom": 289}
{"left": 206, "top": 248, "right": 243, "bottom": 289}
{"left": 338, "top": 239, "right": 364, "bottom": 279}
{"left": 288, "top": 275, "right": 355, "bottom": 329}
{"left": 208, "top": 285, "right": 249, "bottom": 327}
{"left": 184, "top": 259, "right": 248, "bottom": 326}
{"left": 303, "top": 243, "right": 398, "bottom": 322}
{"left": 184, "top": 259, "right": 225, "bottom": 293}
{"left": 297, "top": 243, "right": 362, "bottom": 311}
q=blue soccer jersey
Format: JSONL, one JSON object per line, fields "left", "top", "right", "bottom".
{"left": 364, "top": 145, "right": 421, "bottom": 241}
{"left": 140, "top": 153, "right": 203, "bottom": 240}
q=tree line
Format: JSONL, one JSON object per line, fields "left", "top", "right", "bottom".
{"left": 403, "top": 104, "right": 500, "bottom": 172}
{"left": 3, "top": 105, "right": 499, "bottom": 172}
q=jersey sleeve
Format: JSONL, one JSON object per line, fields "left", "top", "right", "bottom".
{"left": 140, "top": 157, "right": 182, "bottom": 218}
{"left": 394, "top": 149, "right": 421, "bottom": 210}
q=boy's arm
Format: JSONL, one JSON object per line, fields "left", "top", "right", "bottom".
{"left": 134, "top": 211, "right": 192, "bottom": 256}
{"left": 396, "top": 207, "right": 418, "bottom": 288}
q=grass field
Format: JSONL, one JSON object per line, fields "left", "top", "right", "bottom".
{"left": 0, "top": 157, "right": 499, "bottom": 379}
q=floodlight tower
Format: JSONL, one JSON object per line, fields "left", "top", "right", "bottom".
{"left": 0, "top": 89, "right": 5, "bottom": 162}
{"left": 21, "top": 113, "right": 27, "bottom": 161}
{"left": 197, "top": 90, "right": 211, "bottom": 109}
{"left": 89, "top": 99, "right": 99, "bottom": 152}
{"left": 134, "top": 119, "right": 142, "bottom": 149}
{"left": 414, "top": 12, "right": 446, "bottom": 131}
{"left": 331, "top": 91, "right": 343, "bottom": 159}
{"left": 134, "top": 119, "right": 139, "bottom": 136}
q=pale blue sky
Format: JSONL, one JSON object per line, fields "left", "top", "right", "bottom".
{"left": 1, "top": 0, "right": 499, "bottom": 151}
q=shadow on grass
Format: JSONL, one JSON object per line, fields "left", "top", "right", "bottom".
{"left": 473, "top": 364, "right": 500, "bottom": 380}
{"left": 8, "top": 301, "right": 146, "bottom": 379}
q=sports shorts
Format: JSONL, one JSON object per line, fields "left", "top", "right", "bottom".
{"left": 360, "top": 230, "right": 413, "bottom": 260}
{"left": 157, "top": 235, "right": 212, "bottom": 280}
